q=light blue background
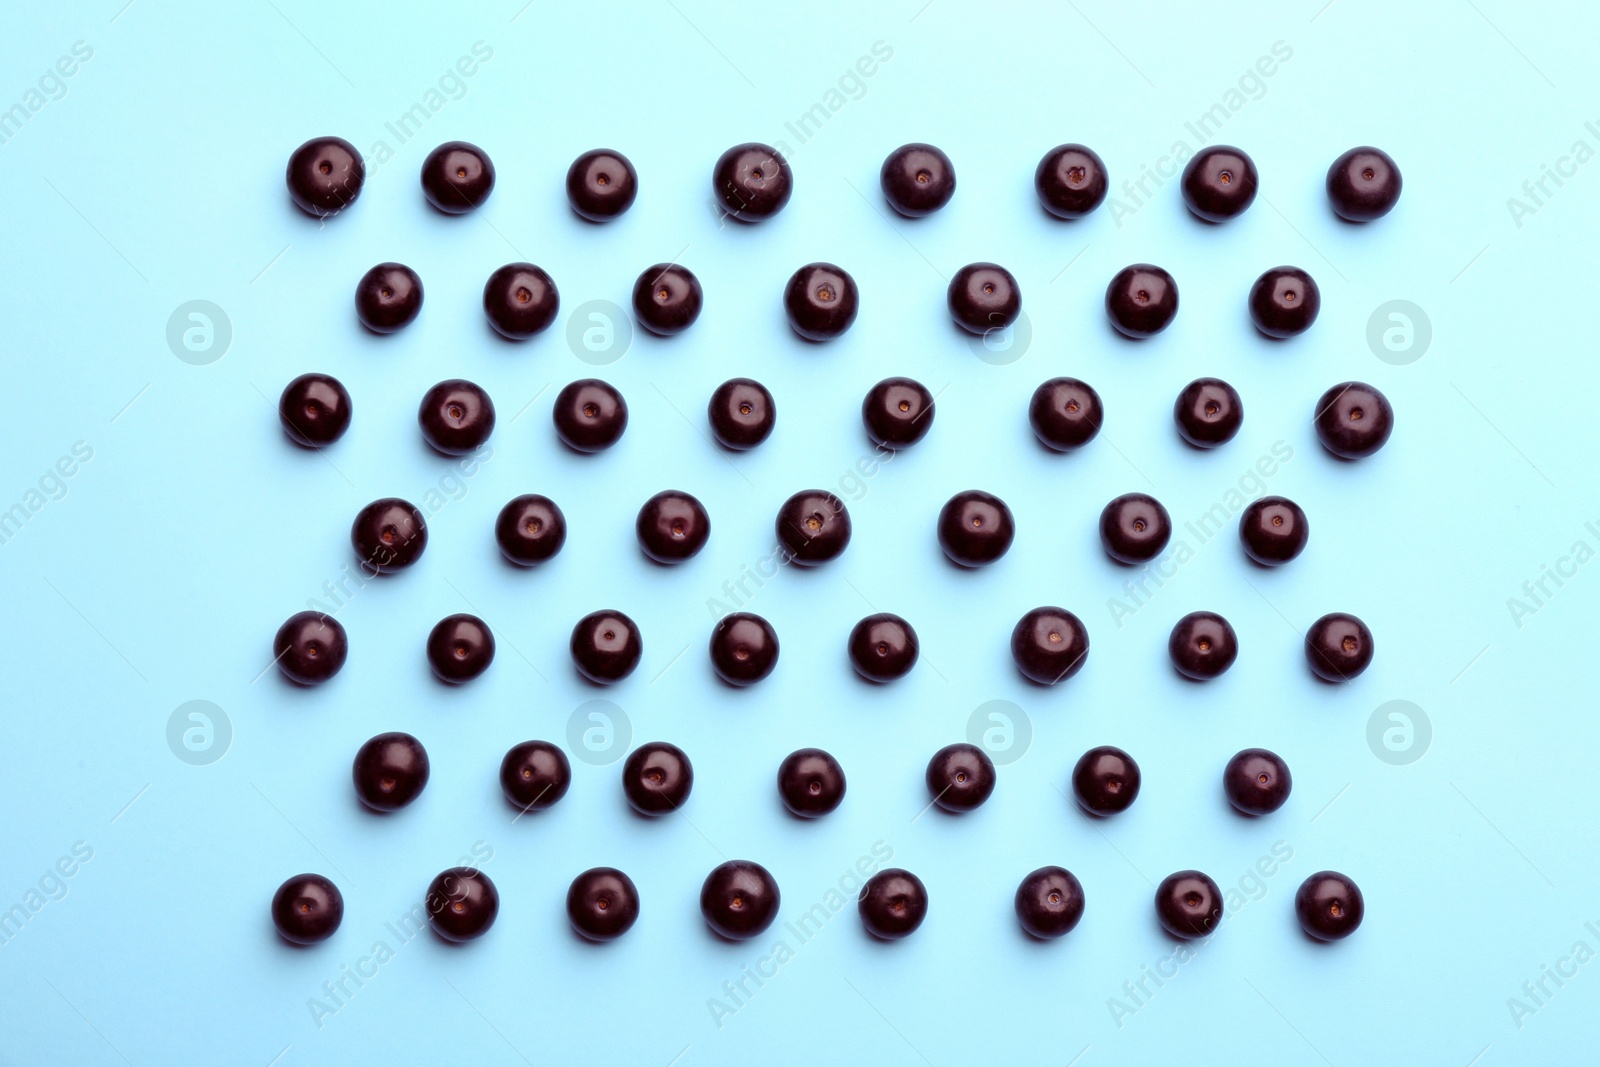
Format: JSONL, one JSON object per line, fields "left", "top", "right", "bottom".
{"left": 2, "top": 0, "right": 1597, "bottom": 1063}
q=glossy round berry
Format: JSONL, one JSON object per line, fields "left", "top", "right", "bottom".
{"left": 482, "top": 263, "right": 559, "bottom": 340}
{"left": 712, "top": 142, "right": 792, "bottom": 222}
{"left": 1168, "top": 612, "right": 1237, "bottom": 681}
{"left": 1295, "top": 871, "right": 1364, "bottom": 941}
{"left": 709, "top": 612, "right": 778, "bottom": 686}
{"left": 1105, "top": 264, "right": 1178, "bottom": 339}
{"left": 354, "top": 263, "right": 423, "bottom": 334}
{"left": 1305, "top": 613, "right": 1374, "bottom": 682}
{"left": 570, "top": 610, "right": 642, "bottom": 684}
{"left": 701, "top": 860, "right": 781, "bottom": 941}
{"left": 1155, "top": 870, "right": 1223, "bottom": 939}
{"left": 937, "top": 490, "right": 1015, "bottom": 568}
{"left": 784, "top": 262, "right": 858, "bottom": 341}
{"left": 636, "top": 490, "right": 710, "bottom": 564}
{"left": 271, "top": 873, "right": 344, "bottom": 945}
{"left": 1249, "top": 266, "right": 1321, "bottom": 339}
{"left": 426, "top": 613, "right": 495, "bottom": 683}
{"left": 1072, "top": 746, "right": 1140, "bottom": 816}
{"left": 775, "top": 490, "right": 851, "bottom": 566}
{"left": 880, "top": 142, "right": 955, "bottom": 217}
{"left": 1239, "top": 496, "right": 1309, "bottom": 566}
{"left": 1010, "top": 607, "right": 1089, "bottom": 685}
{"left": 279, "top": 373, "right": 352, "bottom": 448}
{"left": 1314, "top": 382, "right": 1393, "bottom": 459}
{"left": 567, "top": 867, "right": 639, "bottom": 941}
{"left": 1174, "top": 377, "right": 1242, "bottom": 449}
{"left": 1223, "top": 748, "right": 1292, "bottom": 816}
{"left": 848, "top": 614, "right": 918, "bottom": 683}
{"left": 925, "top": 743, "right": 996, "bottom": 813}
{"left": 708, "top": 378, "right": 775, "bottom": 450}
{"left": 632, "top": 263, "right": 702, "bottom": 336}
{"left": 418, "top": 379, "right": 495, "bottom": 456}
{"left": 1181, "top": 145, "right": 1258, "bottom": 222}
{"left": 274, "top": 611, "right": 348, "bottom": 686}
{"left": 351, "top": 498, "right": 428, "bottom": 574}
{"left": 566, "top": 148, "right": 637, "bottom": 222}
{"left": 947, "top": 263, "right": 1021, "bottom": 334}
{"left": 553, "top": 379, "right": 628, "bottom": 453}
{"left": 420, "top": 140, "right": 494, "bottom": 214}
{"left": 777, "top": 748, "right": 845, "bottom": 818}
{"left": 495, "top": 495, "right": 566, "bottom": 566}
{"left": 286, "top": 136, "right": 364, "bottom": 218}
{"left": 622, "top": 741, "right": 692, "bottom": 816}
{"left": 862, "top": 377, "right": 934, "bottom": 449}
{"left": 859, "top": 869, "right": 927, "bottom": 940}
{"left": 1035, "top": 143, "right": 1108, "bottom": 219}
{"left": 352, "top": 732, "right": 429, "bottom": 812}
{"left": 1014, "top": 866, "right": 1085, "bottom": 940}
{"left": 1327, "top": 147, "right": 1401, "bottom": 222}
{"left": 1099, "top": 493, "right": 1171, "bottom": 564}
{"left": 1029, "top": 377, "right": 1102, "bottom": 452}
{"left": 499, "top": 740, "right": 571, "bottom": 811}
{"left": 426, "top": 867, "right": 498, "bottom": 942}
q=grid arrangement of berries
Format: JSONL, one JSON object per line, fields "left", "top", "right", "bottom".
{"left": 270, "top": 136, "right": 1400, "bottom": 950}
